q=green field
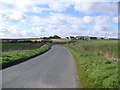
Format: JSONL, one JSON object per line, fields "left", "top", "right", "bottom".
{"left": 63, "top": 44, "right": 118, "bottom": 88}
{"left": 74, "top": 40, "right": 118, "bottom": 61}
{"left": 1, "top": 43, "right": 52, "bottom": 69}
{"left": 2, "top": 42, "right": 45, "bottom": 52}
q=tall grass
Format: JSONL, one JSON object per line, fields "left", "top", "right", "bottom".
{"left": 74, "top": 40, "right": 118, "bottom": 61}
{"left": 63, "top": 44, "right": 118, "bottom": 88}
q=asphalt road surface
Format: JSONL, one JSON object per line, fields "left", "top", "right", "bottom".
{"left": 2, "top": 45, "right": 78, "bottom": 88}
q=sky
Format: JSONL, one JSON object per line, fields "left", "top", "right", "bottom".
{"left": 0, "top": 0, "right": 119, "bottom": 38}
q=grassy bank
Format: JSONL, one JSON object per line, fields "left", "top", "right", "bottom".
{"left": 63, "top": 44, "right": 118, "bottom": 88}
{"left": 1, "top": 43, "right": 52, "bottom": 69}
{"left": 74, "top": 40, "right": 118, "bottom": 61}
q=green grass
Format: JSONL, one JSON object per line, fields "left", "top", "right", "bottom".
{"left": 74, "top": 40, "right": 118, "bottom": 60}
{"left": 63, "top": 44, "right": 118, "bottom": 88}
{"left": 1, "top": 43, "right": 52, "bottom": 69}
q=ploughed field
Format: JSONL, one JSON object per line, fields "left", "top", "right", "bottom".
{"left": 1, "top": 42, "right": 52, "bottom": 69}
{"left": 2, "top": 43, "right": 44, "bottom": 52}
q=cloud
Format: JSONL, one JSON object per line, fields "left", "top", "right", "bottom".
{"left": 74, "top": 2, "right": 118, "bottom": 14}
{"left": 0, "top": 1, "right": 118, "bottom": 14}
{"left": 74, "top": 2, "right": 94, "bottom": 14}
{"left": 30, "top": 13, "right": 70, "bottom": 26}
{"left": 32, "top": 27, "right": 47, "bottom": 33}
{"left": 50, "top": 13, "right": 70, "bottom": 25}
{"left": 30, "top": 27, "right": 49, "bottom": 37}
{"left": 93, "top": 24, "right": 113, "bottom": 31}
{"left": 72, "top": 24, "right": 86, "bottom": 30}
{"left": 0, "top": 0, "right": 47, "bottom": 13}
{"left": 48, "top": 25, "right": 58, "bottom": 30}
{"left": 0, "top": 1, "right": 118, "bottom": 38}
{"left": 112, "top": 16, "right": 119, "bottom": 23}
{"left": 0, "top": 11, "right": 28, "bottom": 23}
{"left": 31, "top": 13, "right": 71, "bottom": 26}
{"left": 48, "top": 2, "right": 71, "bottom": 12}
{"left": 82, "top": 16, "right": 93, "bottom": 24}
{"left": 0, "top": 25, "right": 22, "bottom": 37}
{"left": 8, "top": 12, "right": 28, "bottom": 23}
{"left": 32, "top": 16, "right": 43, "bottom": 25}
{"left": 77, "top": 16, "right": 110, "bottom": 25}
{"left": 94, "top": 16, "right": 109, "bottom": 25}
{"left": 30, "top": 13, "right": 111, "bottom": 37}
{"left": 81, "top": 22, "right": 118, "bottom": 37}
{"left": 49, "top": 13, "right": 88, "bottom": 25}
{"left": 84, "top": 25, "right": 117, "bottom": 37}
{"left": 86, "top": 24, "right": 117, "bottom": 37}
{"left": 87, "top": 30, "right": 116, "bottom": 37}
{"left": 0, "top": 25, "right": 49, "bottom": 38}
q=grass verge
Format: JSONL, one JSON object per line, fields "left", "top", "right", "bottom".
{"left": 63, "top": 44, "right": 118, "bottom": 88}
{"left": 1, "top": 43, "right": 52, "bottom": 69}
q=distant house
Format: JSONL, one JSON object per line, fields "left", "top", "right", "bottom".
{"left": 98, "top": 37, "right": 109, "bottom": 40}
{"left": 90, "top": 37, "right": 97, "bottom": 39}
{"left": 97, "top": 37, "right": 103, "bottom": 39}
{"left": 70, "top": 36, "right": 76, "bottom": 39}
{"left": 76, "top": 36, "right": 90, "bottom": 40}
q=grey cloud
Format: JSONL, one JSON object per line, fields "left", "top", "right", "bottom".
{"left": 94, "top": 25, "right": 113, "bottom": 32}
{"left": 74, "top": 2, "right": 118, "bottom": 14}
{"left": 0, "top": 12, "right": 28, "bottom": 23}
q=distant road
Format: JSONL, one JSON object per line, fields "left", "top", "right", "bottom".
{"left": 2, "top": 45, "right": 78, "bottom": 88}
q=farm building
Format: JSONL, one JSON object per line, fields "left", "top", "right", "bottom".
{"left": 70, "top": 36, "right": 76, "bottom": 39}
{"left": 89, "top": 37, "right": 97, "bottom": 39}
{"left": 76, "top": 36, "right": 90, "bottom": 40}
{"left": 97, "top": 37, "right": 103, "bottom": 39}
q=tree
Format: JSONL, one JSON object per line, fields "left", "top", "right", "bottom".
{"left": 52, "top": 35, "right": 61, "bottom": 39}
{"left": 66, "top": 37, "right": 69, "bottom": 39}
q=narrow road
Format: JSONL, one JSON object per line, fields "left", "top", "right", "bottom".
{"left": 2, "top": 45, "right": 78, "bottom": 88}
